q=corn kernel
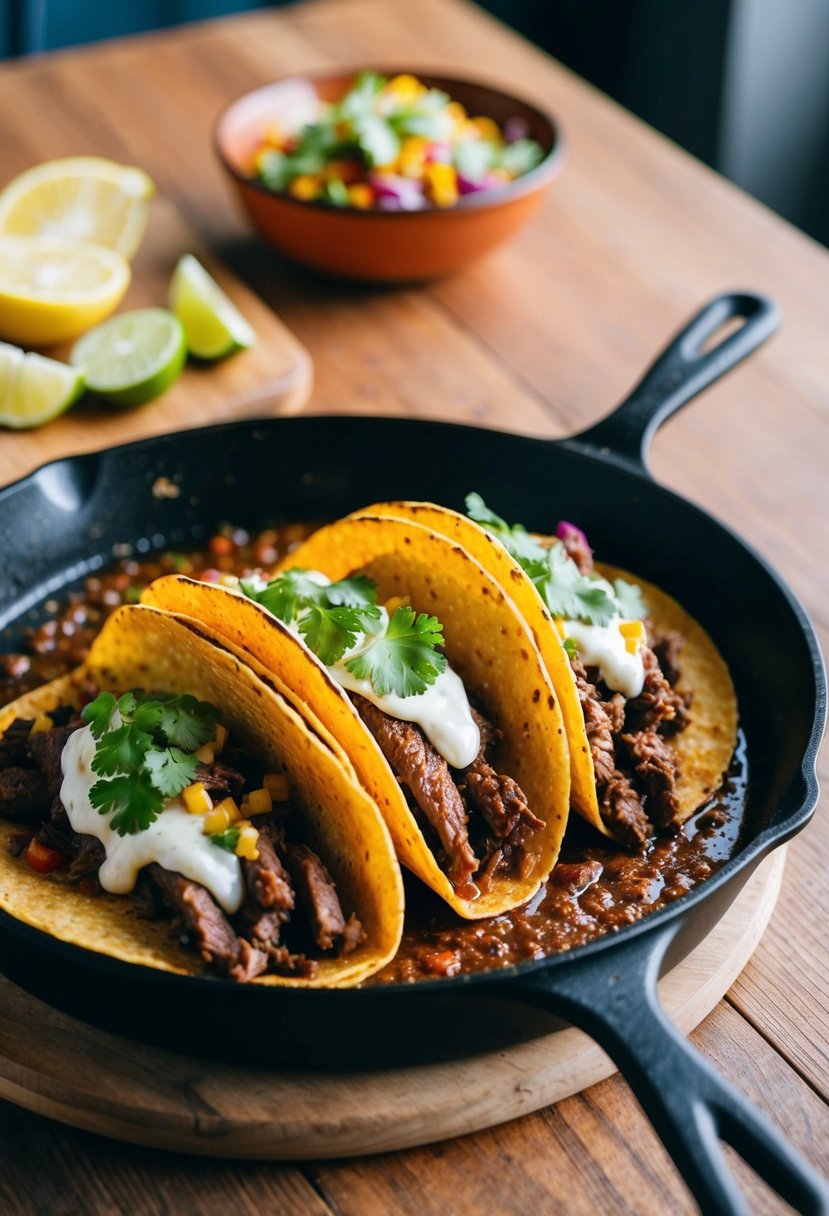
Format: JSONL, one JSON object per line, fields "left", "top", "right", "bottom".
{"left": 195, "top": 744, "right": 215, "bottom": 765}
{"left": 347, "top": 183, "right": 374, "bottom": 209}
{"left": 235, "top": 824, "right": 260, "bottom": 861}
{"left": 619, "top": 619, "right": 646, "bottom": 654}
{"left": 247, "top": 787, "right": 273, "bottom": 816}
{"left": 203, "top": 806, "right": 231, "bottom": 834}
{"left": 214, "top": 723, "right": 228, "bottom": 753}
{"left": 424, "top": 163, "right": 458, "bottom": 208}
{"left": 289, "top": 174, "right": 323, "bottom": 201}
{"left": 387, "top": 74, "right": 423, "bottom": 103}
{"left": 445, "top": 101, "right": 468, "bottom": 127}
{"left": 29, "top": 713, "right": 53, "bottom": 736}
{"left": 263, "top": 772, "right": 291, "bottom": 802}
{"left": 213, "top": 796, "right": 240, "bottom": 824}
{"left": 398, "top": 136, "right": 428, "bottom": 179}
{"left": 183, "top": 783, "right": 212, "bottom": 816}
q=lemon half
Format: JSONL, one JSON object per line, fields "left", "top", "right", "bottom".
{"left": 0, "top": 235, "right": 131, "bottom": 347}
{"left": 0, "top": 157, "right": 155, "bottom": 259}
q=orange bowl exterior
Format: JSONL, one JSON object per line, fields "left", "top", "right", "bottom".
{"left": 215, "top": 71, "right": 564, "bottom": 282}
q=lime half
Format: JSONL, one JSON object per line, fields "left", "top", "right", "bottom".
{"left": 0, "top": 341, "right": 84, "bottom": 429}
{"left": 70, "top": 308, "right": 186, "bottom": 407}
{"left": 170, "top": 254, "right": 256, "bottom": 360}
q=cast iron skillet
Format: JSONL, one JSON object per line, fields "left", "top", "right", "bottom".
{"left": 0, "top": 293, "right": 826, "bottom": 1214}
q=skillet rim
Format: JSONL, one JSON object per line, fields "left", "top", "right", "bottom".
{"left": 0, "top": 413, "right": 824, "bottom": 999}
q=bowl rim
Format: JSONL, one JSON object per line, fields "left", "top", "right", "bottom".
{"left": 212, "top": 66, "right": 566, "bottom": 218}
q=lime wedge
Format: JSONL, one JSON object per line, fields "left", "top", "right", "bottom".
{"left": 0, "top": 341, "right": 84, "bottom": 429}
{"left": 70, "top": 308, "right": 186, "bottom": 407}
{"left": 169, "top": 254, "right": 256, "bottom": 360}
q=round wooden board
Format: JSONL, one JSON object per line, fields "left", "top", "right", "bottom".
{"left": 0, "top": 850, "right": 785, "bottom": 1159}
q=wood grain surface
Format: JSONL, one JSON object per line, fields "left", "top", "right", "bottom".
{"left": 0, "top": 201, "right": 312, "bottom": 487}
{"left": 0, "top": 1, "right": 827, "bottom": 1213}
{"left": 0, "top": 852, "right": 785, "bottom": 1161}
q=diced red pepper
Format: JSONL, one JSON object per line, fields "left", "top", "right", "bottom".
{"left": 24, "top": 838, "right": 66, "bottom": 874}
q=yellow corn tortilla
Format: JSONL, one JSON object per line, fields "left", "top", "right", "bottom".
{"left": 354, "top": 502, "right": 737, "bottom": 838}
{"left": 0, "top": 604, "right": 403, "bottom": 987}
{"left": 145, "top": 517, "right": 572, "bottom": 918}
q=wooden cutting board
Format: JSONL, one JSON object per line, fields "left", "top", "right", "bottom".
{"left": 0, "top": 197, "right": 312, "bottom": 488}
{"left": 0, "top": 849, "right": 785, "bottom": 1159}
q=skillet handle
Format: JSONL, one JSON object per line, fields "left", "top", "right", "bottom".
{"left": 505, "top": 922, "right": 829, "bottom": 1216}
{"left": 569, "top": 291, "right": 780, "bottom": 475}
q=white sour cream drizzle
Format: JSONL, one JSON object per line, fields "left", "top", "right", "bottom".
{"left": 273, "top": 571, "right": 480, "bottom": 769}
{"left": 60, "top": 724, "right": 244, "bottom": 914}
{"left": 564, "top": 616, "right": 645, "bottom": 699}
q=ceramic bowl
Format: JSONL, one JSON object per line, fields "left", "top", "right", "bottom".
{"left": 214, "top": 70, "right": 564, "bottom": 281}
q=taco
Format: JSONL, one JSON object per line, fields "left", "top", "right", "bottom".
{"left": 348, "top": 498, "right": 737, "bottom": 847}
{"left": 142, "top": 517, "right": 571, "bottom": 918}
{"left": 0, "top": 603, "right": 403, "bottom": 986}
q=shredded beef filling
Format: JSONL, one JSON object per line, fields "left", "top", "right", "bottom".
{"left": 351, "top": 693, "right": 542, "bottom": 896}
{"left": 571, "top": 625, "right": 691, "bottom": 844}
{"left": 0, "top": 714, "right": 362, "bottom": 983}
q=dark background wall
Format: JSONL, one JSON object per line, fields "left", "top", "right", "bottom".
{"left": 3, "top": 0, "right": 828, "bottom": 246}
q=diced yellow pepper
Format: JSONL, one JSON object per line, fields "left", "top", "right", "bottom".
{"left": 467, "top": 115, "right": 502, "bottom": 143}
{"left": 214, "top": 723, "right": 228, "bottom": 753}
{"left": 247, "top": 787, "right": 273, "bottom": 816}
{"left": 195, "top": 744, "right": 214, "bottom": 765}
{"left": 347, "top": 183, "right": 374, "bottom": 210}
{"left": 203, "top": 806, "right": 231, "bottom": 834}
{"left": 289, "top": 175, "right": 323, "bottom": 201}
{"left": 445, "top": 101, "right": 467, "bottom": 127}
{"left": 424, "top": 162, "right": 459, "bottom": 208}
{"left": 213, "top": 796, "right": 240, "bottom": 824}
{"left": 263, "top": 772, "right": 291, "bottom": 802}
{"left": 387, "top": 74, "right": 424, "bottom": 103}
{"left": 619, "top": 619, "right": 646, "bottom": 654}
{"left": 398, "top": 136, "right": 429, "bottom": 179}
{"left": 262, "top": 121, "right": 285, "bottom": 149}
{"left": 29, "top": 713, "right": 53, "bottom": 736}
{"left": 235, "top": 823, "right": 260, "bottom": 862}
{"left": 183, "top": 783, "right": 212, "bottom": 816}
{"left": 384, "top": 595, "right": 410, "bottom": 614}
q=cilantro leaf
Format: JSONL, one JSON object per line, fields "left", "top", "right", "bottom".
{"left": 91, "top": 723, "right": 153, "bottom": 777}
{"left": 243, "top": 567, "right": 330, "bottom": 622}
{"left": 299, "top": 602, "right": 382, "bottom": 666}
{"left": 89, "top": 771, "right": 164, "bottom": 836}
{"left": 143, "top": 747, "right": 199, "bottom": 798}
{"left": 155, "top": 694, "right": 219, "bottom": 751}
{"left": 465, "top": 492, "right": 547, "bottom": 565}
{"left": 325, "top": 576, "right": 378, "bottom": 608}
{"left": 533, "top": 545, "right": 617, "bottom": 626}
{"left": 345, "top": 605, "right": 446, "bottom": 698}
{"left": 210, "top": 827, "right": 241, "bottom": 852}
{"left": 82, "top": 692, "right": 117, "bottom": 739}
{"left": 614, "top": 578, "right": 646, "bottom": 620}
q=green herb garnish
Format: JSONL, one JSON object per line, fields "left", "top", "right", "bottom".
{"left": 209, "top": 827, "right": 241, "bottom": 852}
{"left": 563, "top": 637, "right": 579, "bottom": 660}
{"left": 344, "top": 605, "right": 447, "bottom": 697}
{"left": 82, "top": 691, "right": 219, "bottom": 836}
{"left": 242, "top": 570, "right": 446, "bottom": 697}
{"left": 465, "top": 493, "right": 645, "bottom": 627}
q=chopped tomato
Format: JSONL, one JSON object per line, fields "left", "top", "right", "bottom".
{"left": 24, "top": 838, "right": 66, "bottom": 874}
{"left": 421, "top": 949, "right": 462, "bottom": 977}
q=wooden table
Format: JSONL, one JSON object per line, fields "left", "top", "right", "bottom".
{"left": 1, "top": 2, "right": 827, "bottom": 1212}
